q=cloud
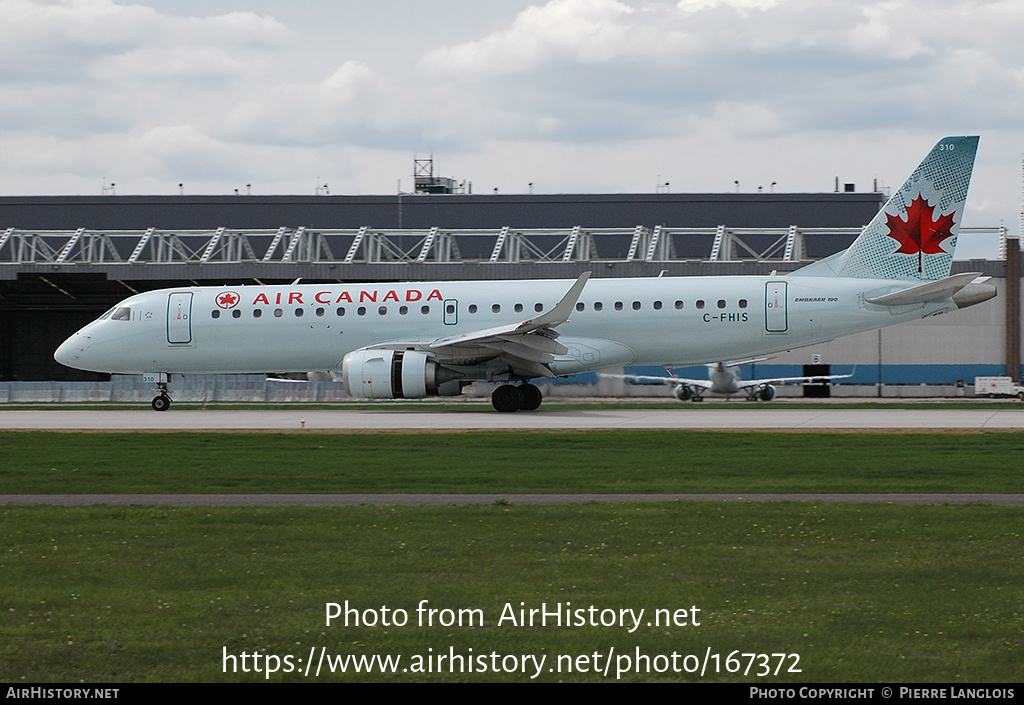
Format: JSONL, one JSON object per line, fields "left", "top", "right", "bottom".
{"left": 420, "top": 0, "right": 636, "bottom": 76}
{"left": 413, "top": 0, "right": 1024, "bottom": 143}
{"left": 0, "top": 0, "right": 289, "bottom": 82}
{"left": 0, "top": 1, "right": 1021, "bottom": 230}
{"left": 215, "top": 60, "right": 418, "bottom": 149}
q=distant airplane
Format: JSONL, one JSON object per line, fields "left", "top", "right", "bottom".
{"left": 602, "top": 361, "right": 855, "bottom": 401}
{"left": 54, "top": 136, "right": 995, "bottom": 412}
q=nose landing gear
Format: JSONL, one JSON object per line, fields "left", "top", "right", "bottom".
{"left": 145, "top": 375, "right": 172, "bottom": 411}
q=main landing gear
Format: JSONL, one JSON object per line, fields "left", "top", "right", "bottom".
{"left": 491, "top": 383, "right": 543, "bottom": 413}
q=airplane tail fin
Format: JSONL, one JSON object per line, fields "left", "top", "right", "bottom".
{"left": 793, "top": 136, "right": 978, "bottom": 281}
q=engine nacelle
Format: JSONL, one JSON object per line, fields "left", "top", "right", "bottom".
{"left": 758, "top": 384, "right": 777, "bottom": 401}
{"left": 673, "top": 384, "right": 692, "bottom": 401}
{"left": 341, "top": 349, "right": 462, "bottom": 399}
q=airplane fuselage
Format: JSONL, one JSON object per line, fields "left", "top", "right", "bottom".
{"left": 55, "top": 274, "right": 955, "bottom": 378}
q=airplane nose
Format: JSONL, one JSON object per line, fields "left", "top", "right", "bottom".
{"left": 54, "top": 333, "right": 85, "bottom": 369}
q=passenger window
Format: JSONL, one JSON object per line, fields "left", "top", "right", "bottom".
{"left": 316, "top": 307, "right": 325, "bottom": 317}
{"left": 253, "top": 309, "right": 262, "bottom": 319}
{"left": 447, "top": 304, "right": 456, "bottom": 314}
{"left": 632, "top": 301, "right": 641, "bottom": 310}
{"left": 717, "top": 299, "right": 726, "bottom": 309}
{"left": 696, "top": 300, "right": 705, "bottom": 310}
{"left": 739, "top": 299, "right": 748, "bottom": 309}
{"left": 211, "top": 310, "right": 220, "bottom": 319}
{"left": 492, "top": 304, "right": 501, "bottom": 313}
{"left": 675, "top": 300, "right": 683, "bottom": 309}
{"left": 469, "top": 304, "right": 478, "bottom": 314}
{"left": 274, "top": 308, "right": 283, "bottom": 318}
{"left": 614, "top": 302, "right": 623, "bottom": 311}
{"left": 400, "top": 306, "right": 408, "bottom": 315}
{"left": 535, "top": 303, "right": 543, "bottom": 312}
{"left": 594, "top": 302, "right": 603, "bottom": 311}
{"left": 575, "top": 302, "right": 584, "bottom": 312}
{"left": 336, "top": 307, "right": 345, "bottom": 317}
{"left": 357, "top": 307, "right": 366, "bottom": 316}
{"left": 295, "top": 308, "right": 304, "bottom": 317}
{"left": 421, "top": 305, "right": 430, "bottom": 315}
{"left": 232, "top": 310, "right": 241, "bottom": 319}
{"left": 378, "top": 306, "right": 387, "bottom": 315}
{"left": 653, "top": 301, "right": 662, "bottom": 310}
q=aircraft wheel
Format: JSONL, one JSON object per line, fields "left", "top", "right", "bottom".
{"left": 691, "top": 395, "right": 704, "bottom": 402}
{"left": 491, "top": 385, "right": 523, "bottom": 413}
{"left": 152, "top": 394, "right": 171, "bottom": 412}
{"left": 519, "top": 383, "right": 543, "bottom": 411}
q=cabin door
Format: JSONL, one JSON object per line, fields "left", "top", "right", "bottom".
{"left": 765, "top": 282, "right": 788, "bottom": 334}
{"left": 167, "top": 292, "right": 193, "bottom": 344}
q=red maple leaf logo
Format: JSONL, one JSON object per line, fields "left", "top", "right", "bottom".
{"left": 885, "top": 195, "right": 956, "bottom": 272}
{"left": 216, "top": 291, "right": 240, "bottom": 309}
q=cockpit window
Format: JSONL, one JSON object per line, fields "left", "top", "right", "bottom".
{"left": 97, "top": 308, "right": 115, "bottom": 321}
{"left": 110, "top": 307, "right": 131, "bottom": 321}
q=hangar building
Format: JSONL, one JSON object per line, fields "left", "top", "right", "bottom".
{"left": 0, "top": 190, "right": 1018, "bottom": 396}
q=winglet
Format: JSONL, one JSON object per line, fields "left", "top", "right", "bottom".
{"left": 518, "top": 272, "right": 591, "bottom": 331}
{"left": 428, "top": 272, "right": 591, "bottom": 350}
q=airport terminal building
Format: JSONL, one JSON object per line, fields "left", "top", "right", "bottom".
{"left": 1, "top": 189, "right": 1019, "bottom": 398}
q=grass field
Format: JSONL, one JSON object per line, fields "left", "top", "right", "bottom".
{"left": 4, "top": 429, "right": 1024, "bottom": 494}
{"left": 2, "top": 429, "right": 1023, "bottom": 682}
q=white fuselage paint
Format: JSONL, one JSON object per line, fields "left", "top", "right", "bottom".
{"left": 55, "top": 275, "right": 952, "bottom": 378}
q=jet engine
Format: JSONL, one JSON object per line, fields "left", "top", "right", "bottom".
{"left": 758, "top": 384, "right": 777, "bottom": 401}
{"left": 672, "top": 384, "right": 692, "bottom": 401}
{"left": 341, "top": 348, "right": 463, "bottom": 399}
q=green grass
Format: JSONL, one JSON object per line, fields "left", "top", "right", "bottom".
{"left": 3, "top": 430, "right": 1024, "bottom": 494}
{"left": 3, "top": 428, "right": 1022, "bottom": 682}
{"left": 2, "top": 502, "right": 1021, "bottom": 682}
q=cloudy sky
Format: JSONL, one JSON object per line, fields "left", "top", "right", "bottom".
{"left": 2, "top": 0, "right": 1022, "bottom": 246}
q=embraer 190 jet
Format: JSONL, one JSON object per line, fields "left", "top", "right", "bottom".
{"left": 55, "top": 136, "right": 995, "bottom": 412}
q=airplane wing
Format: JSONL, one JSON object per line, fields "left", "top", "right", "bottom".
{"left": 600, "top": 372, "right": 713, "bottom": 391}
{"left": 364, "top": 272, "right": 591, "bottom": 379}
{"left": 735, "top": 368, "right": 856, "bottom": 389}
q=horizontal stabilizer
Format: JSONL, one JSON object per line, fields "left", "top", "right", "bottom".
{"left": 865, "top": 272, "right": 983, "bottom": 306}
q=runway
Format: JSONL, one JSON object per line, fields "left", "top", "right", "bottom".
{"left": 2, "top": 406, "right": 1024, "bottom": 431}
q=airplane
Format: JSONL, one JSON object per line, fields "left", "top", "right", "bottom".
{"left": 600, "top": 361, "right": 855, "bottom": 401}
{"left": 54, "top": 136, "right": 996, "bottom": 412}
